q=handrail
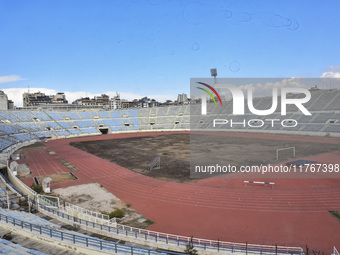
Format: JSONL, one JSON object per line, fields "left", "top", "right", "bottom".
{"left": 38, "top": 195, "right": 59, "bottom": 208}
{"left": 62, "top": 202, "right": 115, "bottom": 225}
{"left": 39, "top": 204, "right": 304, "bottom": 254}
{"left": 0, "top": 212, "right": 182, "bottom": 255}
{"left": 0, "top": 171, "right": 24, "bottom": 197}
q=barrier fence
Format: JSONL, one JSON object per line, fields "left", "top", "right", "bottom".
{"left": 0, "top": 212, "right": 183, "bottom": 255}
{"left": 62, "top": 202, "right": 116, "bottom": 226}
{"left": 39, "top": 204, "right": 304, "bottom": 255}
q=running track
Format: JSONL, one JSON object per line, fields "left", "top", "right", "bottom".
{"left": 18, "top": 132, "right": 340, "bottom": 253}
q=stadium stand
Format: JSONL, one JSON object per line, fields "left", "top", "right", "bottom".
{"left": 0, "top": 208, "right": 184, "bottom": 255}
{"left": 0, "top": 239, "right": 48, "bottom": 255}
{"left": 31, "top": 111, "right": 52, "bottom": 121}
{"left": 46, "top": 112, "right": 63, "bottom": 121}
{"left": 0, "top": 124, "right": 19, "bottom": 134}
{"left": 78, "top": 111, "right": 92, "bottom": 119}
{"left": 97, "top": 111, "right": 110, "bottom": 118}
{"left": 65, "top": 112, "right": 81, "bottom": 120}
{"left": 56, "top": 121, "right": 71, "bottom": 129}
{"left": 0, "top": 111, "right": 19, "bottom": 123}
{"left": 75, "top": 120, "right": 96, "bottom": 128}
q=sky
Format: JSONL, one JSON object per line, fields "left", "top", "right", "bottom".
{"left": 1, "top": 0, "right": 340, "bottom": 106}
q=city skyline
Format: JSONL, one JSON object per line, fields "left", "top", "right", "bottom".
{"left": 1, "top": 0, "right": 340, "bottom": 106}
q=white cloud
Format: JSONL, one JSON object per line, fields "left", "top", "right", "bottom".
{"left": 0, "top": 75, "right": 25, "bottom": 84}
{"left": 320, "top": 71, "right": 340, "bottom": 78}
{"left": 324, "top": 64, "right": 340, "bottom": 72}
{"left": 2, "top": 88, "right": 177, "bottom": 107}
{"left": 320, "top": 64, "right": 340, "bottom": 78}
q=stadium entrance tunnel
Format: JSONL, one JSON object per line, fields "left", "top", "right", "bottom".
{"left": 99, "top": 128, "right": 109, "bottom": 134}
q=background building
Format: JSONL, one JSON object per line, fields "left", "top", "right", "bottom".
{"left": 23, "top": 92, "right": 68, "bottom": 107}
{"left": 0, "top": 90, "right": 8, "bottom": 110}
{"left": 110, "top": 93, "right": 122, "bottom": 110}
{"left": 177, "top": 93, "right": 188, "bottom": 104}
{"left": 72, "top": 94, "right": 110, "bottom": 108}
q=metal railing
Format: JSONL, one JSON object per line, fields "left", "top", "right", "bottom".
{"left": 38, "top": 194, "right": 59, "bottom": 208}
{"left": 61, "top": 202, "right": 116, "bottom": 226}
{"left": 0, "top": 172, "right": 24, "bottom": 197}
{"left": 39, "top": 204, "right": 304, "bottom": 255}
{"left": 0, "top": 212, "right": 182, "bottom": 255}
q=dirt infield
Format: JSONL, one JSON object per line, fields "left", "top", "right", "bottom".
{"left": 71, "top": 133, "right": 191, "bottom": 182}
{"left": 15, "top": 132, "right": 340, "bottom": 253}
{"left": 70, "top": 133, "right": 339, "bottom": 182}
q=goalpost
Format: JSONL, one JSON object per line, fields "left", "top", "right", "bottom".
{"left": 149, "top": 156, "right": 160, "bottom": 170}
{"left": 276, "top": 147, "right": 295, "bottom": 160}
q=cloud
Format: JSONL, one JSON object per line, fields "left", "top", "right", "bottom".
{"left": 2, "top": 88, "right": 177, "bottom": 107}
{"left": 320, "top": 64, "right": 340, "bottom": 78}
{"left": 0, "top": 75, "right": 25, "bottom": 84}
{"left": 324, "top": 64, "right": 340, "bottom": 72}
{"left": 320, "top": 71, "right": 340, "bottom": 78}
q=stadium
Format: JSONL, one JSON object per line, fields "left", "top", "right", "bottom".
{"left": 0, "top": 87, "right": 340, "bottom": 255}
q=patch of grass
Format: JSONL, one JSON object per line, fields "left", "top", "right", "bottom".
{"left": 102, "top": 208, "right": 125, "bottom": 219}
{"left": 184, "top": 244, "right": 198, "bottom": 255}
{"left": 200, "top": 148, "right": 211, "bottom": 153}
{"left": 145, "top": 219, "right": 154, "bottom": 225}
{"left": 110, "top": 208, "right": 125, "bottom": 218}
{"left": 31, "top": 184, "right": 44, "bottom": 194}
{"left": 126, "top": 204, "right": 131, "bottom": 208}
{"left": 162, "top": 152, "right": 170, "bottom": 156}
{"left": 330, "top": 211, "right": 340, "bottom": 221}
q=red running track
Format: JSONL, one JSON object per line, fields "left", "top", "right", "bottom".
{"left": 18, "top": 132, "right": 340, "bottom": 253}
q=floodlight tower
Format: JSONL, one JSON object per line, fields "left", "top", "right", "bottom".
{"left": 210, "top": 68, "right": 217, "bottom": 84}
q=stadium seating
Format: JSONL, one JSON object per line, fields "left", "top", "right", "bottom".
{"left": 56, "top": 121, "right": 71, "bottom": 129}
{"left": 0, "top": 89, "right": 339, "bottom": 153}
{"left": 0, "top": 137, "right": 14, "bottom": 151}
{"left": 78, "top": 111, "right": 92, "bottom": 119}
{"left": 0, "top": 124, "right": 19, "bottom": 134}
{"left": 0, "top": 207, "right": 183, "bottom": 255}
{"left": 128, "top": 109, "right": 138, "bottom": 117}
{"left": 75, "top": 120, "right": 96, "bottom": 128}
{"left": 10, "top": 111, "right": 33, "bottom": 122}
{"left": 45, "top": 121, "right": 62, "bottom": 130}
{"left": 0, "top": 111, "right": 20, "bottom": 123}
{"left": 46, "top": 112, "right": 63, "bottom": 121}
{"left": 80, "top": 128, "right": 99, "bottom": 134}
{"left": 66, "top": 112, "right": 81, "bottom": 120}
{"left": 0, "top": 239, "right": 48, "bottom": 255}
{"left": 323, "top": 124, "right": 340, "bottom": 133}
{"left": 97, "top": 111, "right": 110, "bottom": 118}
{"left": 31, "top": 111, "right": 51, "bottom": 121}
{"left": 109, "top": 110, "right": 121, "bottom": 118}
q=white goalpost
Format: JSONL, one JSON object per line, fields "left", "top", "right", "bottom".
{"left": 276, "top": 147, "right": 295, "bottom": 160}
{"left": 149, "top": 156, "right": 160, "bottom": 170}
